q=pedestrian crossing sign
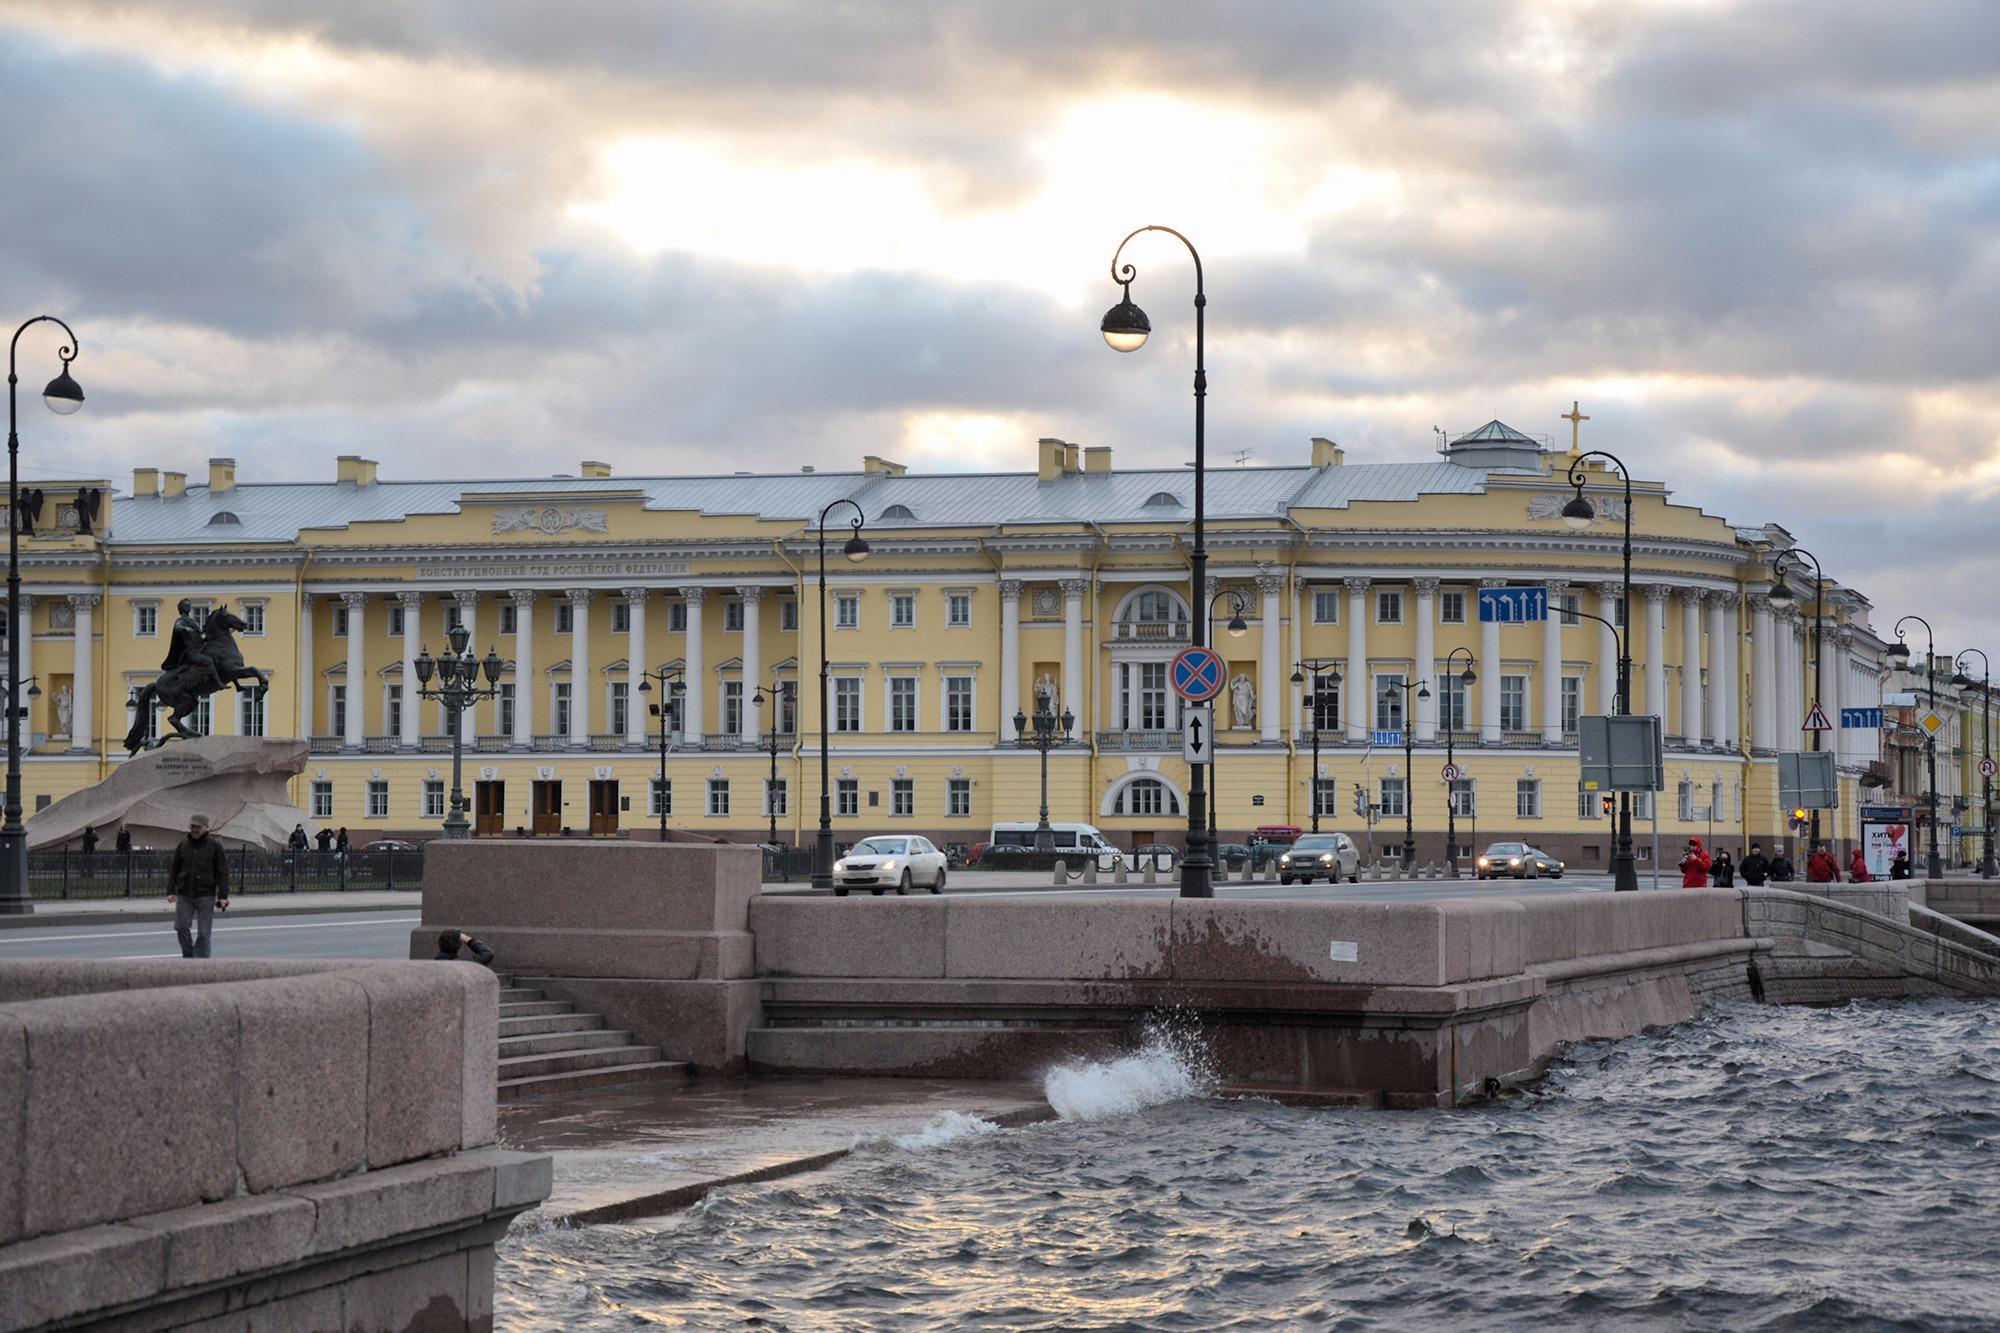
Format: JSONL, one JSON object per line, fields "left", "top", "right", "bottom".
{"left": 1801, "top": 702, "right": 1832, "bottom": 733}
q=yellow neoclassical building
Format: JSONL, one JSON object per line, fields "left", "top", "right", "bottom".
{"left": 10, "top": 425, "right": 1891, "bottom": 866}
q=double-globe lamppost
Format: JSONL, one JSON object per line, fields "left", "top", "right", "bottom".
{"left": 1013, "top": 702, "right": 1074, "bottom": 853}
{"left": 1559, "top": 449, "right": 1640, "bottom": 893}
{"left": 1767, "top": 547, "right": 1828, "bottom": 848}
{"left": 634, "top": 667, "right": 684, "bottom": 839}
{"left": 1290, "top": 660, "right": 1341, "bottom": 833}
{"left": 1949, "top": 650, "right": 1995, "bottom": 879}
{"left": 814, "top": 499, "right": 869, "bottom": 889}
{"left": 1440, "top": 646, "right": 1477, "bottom": 877}
{"left": 0, "top": 317, "right": 83, "bottom": 915}
{"left": 1383, "top": 676, "right": 1431, "bottom": 867}
{"left": 412, "top": 624, "right": 503, "bottom": 839}
{"left": 1206, "top": 590, "right": 1249, "bottom": 842}
{"left": 750, "top": 679, "right": 795, "bottom": 852}
{"left": 1102, "top": 224, "right": 1215, "bottom": 899}
{"left": 1887, "top": 615, "right": 1943, "bottom": 878}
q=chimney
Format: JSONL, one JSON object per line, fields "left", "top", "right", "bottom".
{"left": 132, "top": 468, "right": 159, "bottom": 498}
{"left": 1038, "top": 437, "right": 1084, "bottom": 482}
{"left": 580, "top": 460, "right": 612, "bottom": 478}
{"left": 1083, "top": 446, "right": 1112, "bottom": 474}
{"left": 208, "top": 457, "right": 236, "bottom": 494}
{"left": 162, "top": 470, "right": 187, "bottom": 499}
{"left": 862, "top": 455, "right": 907, "bottom": 476}
{"left": 1311, "top": 437, "right": 1344, "bottom": 467}
{"left": 336, "top": 455, "right": 379, "bottom": 487}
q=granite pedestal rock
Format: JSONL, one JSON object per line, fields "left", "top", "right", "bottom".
{"left": 25, "top": 735, "right": 317, "bottom": 851}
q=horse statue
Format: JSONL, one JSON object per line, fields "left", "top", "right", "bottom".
{"left": 123, "top": 601, "right": 270, "bottom": 753}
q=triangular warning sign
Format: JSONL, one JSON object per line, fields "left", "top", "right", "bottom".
{"left": 1802, "top": 702, "right": 1833, "bottom": 732}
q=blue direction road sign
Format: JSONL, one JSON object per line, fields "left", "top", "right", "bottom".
{"left": 1372, "top": 729, "right": 1404, "bottom": 748}
{"left": 1170, "top": 646, "right": 1226, "bottom": 702}
{"left": 1478, "top": 586, "right": 1547, "bottom": 623}
{"left": 1841, "top": 707, "right": 1884, "bottom": 729}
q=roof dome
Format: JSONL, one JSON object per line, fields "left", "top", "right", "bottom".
{"left": 1443, "top": 419, "right": 1546, "bottom": 471}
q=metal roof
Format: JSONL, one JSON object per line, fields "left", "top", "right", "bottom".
{"left": 1451, "top": 420, "right": 1539, "bottom": 446}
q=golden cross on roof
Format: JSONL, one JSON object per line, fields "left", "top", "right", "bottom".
{"left": 1561, "top": 400, "right": 1589, "bottom": 456}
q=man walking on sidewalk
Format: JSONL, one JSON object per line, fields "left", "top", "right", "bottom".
{"left": 167, "top": 814, "right": 230, "bottom": 958}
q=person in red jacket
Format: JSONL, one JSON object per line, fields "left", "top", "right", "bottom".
{"left": 1806, "top": 842, "right": 1839, "bottom": 883}
{"left": 1848, "top": 847, "right": 1871, "bottom": 883}
{"left": 1679, "top": 836, "right": 1712, "bottom": 888}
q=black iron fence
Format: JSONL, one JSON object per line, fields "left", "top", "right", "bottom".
{"left": 28, "top": 848, "right": 425, "bottom": 900}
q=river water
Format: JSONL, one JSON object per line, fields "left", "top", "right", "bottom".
{"left": 498, "top": 998, "right": 2000, "bottom": 1330}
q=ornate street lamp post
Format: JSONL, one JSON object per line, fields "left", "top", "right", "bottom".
{"left": 412, "top": 624, "right": 503, "bottom": 839}
{"left": 1950, "top": 650, "right": 1994, "bottom": 879}
{"left": 1290, "top": 660, "right": 1341, "bottom": 833}
{"left": 1014, "top": 702, "right": 1074, "bottom": 853}
{"left": 1767, "top": 548, "right": 1828, "bottom": 847}
{"left": 1887, "top": 616, "right": 1942, "bottom": 878}
{"left": 1206, "top": 590, "right": 1249, "bottom": 845}
{"left": 1441, "top": 647, "right": 1477, "bottom": 877}
{"left": 1385, "top": 675, "right": 1431, "bottom": 867}
{"left": 750, "top": 678, "right": 794, "bottom": 851}
{"left": 0, "top": 316, "right": 82, "bottom": 915}
{"left": 1103, "top": 225, "right": 1214, "bottom": 898}
{"left": 635, "top": 667, "right": 684, "bottom": 839}
{"left": 814, "top": 499, "right": 869, "bottom": 888}
{"left": 1560, "top": 450, "right": 1639, "bottom": 892}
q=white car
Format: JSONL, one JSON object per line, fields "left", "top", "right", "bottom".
{"left": 1277, "top": 832, "right": 1362, "bottom": 884}
{"left": 833, "top": 835, "right": 948, "bottom": 896}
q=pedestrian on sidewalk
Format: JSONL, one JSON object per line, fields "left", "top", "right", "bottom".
{"left": 115, "top": 827, "right": 131, "bottom": 853}
{"left": 315, "top": 827, "right": 333, "bottom": 853}
{"left": 1890, "top": 849, "right": 1912, "bottom": 880}
{"left": 1769, "top": 848, "right": 1796, "bottom": 882}
{"left": 335, "top": 827, "right": 350, "bottom": 859}
{"left": 1739, "top": 843, "right": 1770, "bottom": 886}
{"left": 1806, "top": 842, "right": 1839, "bottom": 883}
{"left": 167, "top": 815, "right": 229, "bottom": 958}
{"left": 1848, "top": 847, "right": 1871, "bottom": 883}
{"left": 1679, "top": 836, "right": 1711, "bottom": 888}
{"left": 435, "top": 930, "right": 495, "bottom": 966}
{"left": 287, "top": 823, "right": 308, "bottom": 852}
{"left": 1710, "top": 848, "right": 1735, "bottom": 888}
{"left": 80, "top": 825, "right": 98, "bottom": 856}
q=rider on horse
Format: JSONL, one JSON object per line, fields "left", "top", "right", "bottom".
{"left": 125, "top": 600, "right": 269, "bottom": 753}
{"left": 161, "top": 599, "right": 225, "bottom": 693}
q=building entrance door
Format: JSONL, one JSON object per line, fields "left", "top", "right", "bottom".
{"left": 474, "top": 781, "right": 505, "bottom": 836}
{"left": 531, "top": 780, "right": 562, "bottom": 835}
{"left": 588, "top": 780, "right": 619, "bottom": 836}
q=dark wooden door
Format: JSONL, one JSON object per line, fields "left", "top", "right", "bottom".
{"left": 588, "top": 780, "right": 619, "bottom": 835}
{"left": 474, "top": 781, "right": 505, "bottom": 836}
{"left": 531, "top": 780, "right": 562, "bottom": 835}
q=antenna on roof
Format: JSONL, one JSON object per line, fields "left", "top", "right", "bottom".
{"left": 1231, "top": 449, "right": 1253, "bottom": 467}
{"left": 1434, "top": 426, "right": 1448, "bottom": 456}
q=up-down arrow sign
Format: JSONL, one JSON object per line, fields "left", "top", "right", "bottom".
{"left": 1182, "top": 705, "right": 1213, "bottom": 766}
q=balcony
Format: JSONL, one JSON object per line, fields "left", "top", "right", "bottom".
{"left": 476, "top": 735, "right": 511, "bottom": 753}
{"left": 308, "top": 735, "right": 342, "bottom": 754}
{"left": 531, "top": 734, "right": 567, "bottom": 752}
{"left": 588, "top": 733, "right": 628, "bottom": 752}
{"left": 1096, "top": 729, "right": 1178, "bottom": 751}
{"left": 363, "top": 736, "right": 399, "bottom": 754}
{"left": 1109, "top": 619, "right": 1190, "bottom": 644}
{"left": 419, "top": 737, "right": 454, "bottom": 754}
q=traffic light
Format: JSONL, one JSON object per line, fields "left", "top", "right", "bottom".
{"left": 1601, "top": 794, "right": 1615, "bottom": 815}
{"left": 1353, "top": 784, "right": 1368, "bottom": 817}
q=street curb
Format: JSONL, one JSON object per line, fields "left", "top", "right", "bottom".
{"left": 0, "top": 899, "right": 420, "bottom": 930}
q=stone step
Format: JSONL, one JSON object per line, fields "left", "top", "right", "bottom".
{"left": 498, "top": 987, "right": 546, "bottom": 1004}
{"left": 498, "top": 1000, "right": 576, "bottom": 1019}
{"left": 499, "top": 1044, "right": 667, "bottom": 1080}
{"left": 497, "top": 1060, "right": 692, "bottom": 1103}
{"left": 499, "top": 1028, "right": 637, "bottom": 1057}
{"left": 498, "top": 1012, "right": 608, "bottom": 1038}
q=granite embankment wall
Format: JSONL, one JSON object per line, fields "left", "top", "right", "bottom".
{"left": 0, "top": 959, "right": 549, "bottom": 1332}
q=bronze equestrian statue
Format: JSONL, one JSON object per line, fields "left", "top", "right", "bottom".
{"left": 123, "top": 599, "right": 270, "bottom": 753}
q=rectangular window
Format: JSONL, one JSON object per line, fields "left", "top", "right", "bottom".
{"left": 651, "top": 779, "right": 670, "bottom": 816}
{"left": 1440, "top": 590, "right": 1466, "bottom": 624}
{"left": 776, "top": 684, "right": 797, "bottom": 735}
{"left": 1438, "top": 673, "right": 1468, "bottom": 733}
{"left": 1374, "top": 674, "right": 1405, "bottom": 732}
{"left": 1140, "top": 662, "right": 1168, "bottom": 730}
{"left": 1561, "top": 676, "right": 1583, "bottom": 734}
{"left": 500, "top": 604, "right": 518, "bottom": 636}
{"left": 1311, "top": 675, "right": 1340, "bottom": 732}
{"left": 723, "top": 681, "right": 743, "bottom": 735}
{"left": 1579, "top": 786, "right": 1603, "bottom": 819}
{"left": 553, "top": 682, "right": 571, "bottom": 736}
{"left": 1678, "top": 780, "right": 1694, "bottom": 821}
{"left": 766, "top": 778, "right": 788, "bottom": 817}
{"left": 1559, "top": 593, "right": 1581, "bottom": 627}
{"left": 891, "top": 592, "right": 916, "bottom": 628}
{"left": 668, "top": 600, "right": 687, "bottom": 633}
{"left": 1312, "top": 589, "right": 1340, "bottom": 624}
{"left": 1380, "top": 776, "right": 1406, "bottom": 817}
{"left": 1314, "top": 778, "right": 1338, "bottom": 817}
{"left": 947, "top": 593, "right": 971, "bottom": 628}
{"left": 386, "top": 684, "right": 403, "bottom": 737}
{"left": 948, "top": 778, "right": 971, "bottom": 817}
{"left": 707, "top": 779, "right": 729, "bottom": 816}
{"left": 945, "top": 675, "right": 974, "bottom": 732}
{"left": 244, "top": 605, "right": 266, "bottom": 635}
{"left": 1376, "top": 590, "right": 1403, "bottom": 624}
{"left": 724, "top": 600, "right": 744, "bottom": 632}
{"left": 134, "top": 604, "right": 158, "bottom": 637}
{"left": 238, "top": 689, "right": 266, "bottom": 737}
{"left": 892, "top": 778, "right": 914, "bottom": 816}
{"left": 889, "top": 677, "right": 918, "bottom": 732}
{"left": 329, "top": 684, "right": 347, "bottom": 737}
{"left": 1450, "top": 779, "right": 1476, "bottom": 817}
{"left": 1633, "top": 790, "right": 1655, "bottom": 820}
{"left": 497, "top": 683, "right": 515, "bottom": 736}
{"left": 366, "top": 780, "right": 389, "bottom": 819}
{"left": 834, "top": 677, "right": 862, "bottom": 732}
{"left": 612, "top": 602, "right": 631, "bottom": 634}
{"left": 444, "top": 606, "right": 462, "bottom": 633}
{"left": 332, "top": 607, "right": 349, "bottom": 637}
{"left": 1614, "top": 596, "right": 1627, "bottom": 628}
{"left": 191, "top": 695, "right": 213, "bottom": 738}
{"left": 836, "top": 594, "right": 859, "bottom": 629}
{"left": 610, "top": 681, "right": 630, "bottom": 736}
{"left": 1517, "top": 779, "right": 1541, "bottom": 819}
{"left": 780, "top": 599, "right": 797, "bottom": 632}
{"left": 555, "top": 603, "right": 574, "bottom": 634}
{"left": 311, "top": 780, "right": 333, "bottom": 819}
{"left": 424, "top": 779, "right": 445, "bottom": 819}
{"left": 836, "top": 778, "right": 859, "bottom": 817}
{"left": 388, "top": 604, "right": 406, "bottom": 637}
{"left": 1500, "top": 675, "right": 1527, "bottom": 732}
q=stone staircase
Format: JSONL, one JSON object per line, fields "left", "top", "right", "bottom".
{"left": 497, "top": 980, "right": 690, "bottom": 1102}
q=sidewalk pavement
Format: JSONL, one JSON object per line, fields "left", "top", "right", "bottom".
{"left": 0, "top": 889, "right": 419, "bottom": 928}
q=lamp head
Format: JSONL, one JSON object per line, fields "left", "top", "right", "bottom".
{"left": 446, "top": 622, "right": 471, "bottom": 656}
{"left": 42, "top": 365, "right": 84, "bottom": 416}
{"left": 1887, "top": 640, "right": 1912, "bottom": 665}
{"left": 637, "top": 677, "right": 652, "bottom": 694}
{"left": 1060, "top": 707, "right": 1074, "bottom": 733}
{"left": 1951, "top": 670, "right": 1973, "bottom": 690}
{"left": 25, "top": 680, "right": 40, "bottom": 699}
{"left": 1100, "top": 289, "right": 1150, "bottom": 353}
{"left": 1460, "top": 666, "right": 1477, "bottom": 685}
{"left": 414, "top": 649, "right": 434, "bottom": 685}
{"left": 1226, "top": 609, "right": 1247, "bottom": 638}
{"left": 1013, "top": 708, "right": 1027, "bottom": 737}
{"left": 843, "top": 533, "right": 870, "bottom": 563}
{"left": 1418, "top": 681, "right": 1432, "bottom": 700}
{"left": 1559, "top": 493, "right": 1595, "bottom": 531}
{"left": 482, "top": 649, "right": 503, "bottom": 684}
{"left": 1768, "top": 578, "right": 1796, "bottom": 610}
{"left": 1290, "top": 668, "right": 1304, "bottom": 686}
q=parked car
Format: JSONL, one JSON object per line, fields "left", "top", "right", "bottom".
{"left": 1475, "top": 842, "right": 1542, "bottom": 879}
{"left": 362, "top": 839, "right": 423, "bottom": 852}
{"left": 1131, "top": 843, "right": 1179, "bottom": 871}
{"left": 1277, "top": 832, "right": 1361, "bottom": 884}
{"left": 833, "top": 835, "right": 949, "bottom": 896}
{"left": 1526, "top": 847, "right": 1565, "bottom": 878}
{"left": 989, "top": 822, "right": 1124, "bottom": 871}
{"left": 1214, "top": 842, "right": 1254, "bottom": 870}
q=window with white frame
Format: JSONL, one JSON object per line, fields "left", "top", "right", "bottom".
{"left": 707, "top": 779, "right": 729, "bottom": 816}
{"left": 1613, "top": 596, "right": 1627, "bottom": 628}
{"left": 1438, "top": 672, "right": 1468, "bottom": 733}
{"left": 836, "top": 778, "right": 859, "bottom": 817}
{"left": 651, "top": 779, "right": 670, "bottom": 816}
{"left": 133, "top": 604, "right": 158, "bottom": 637}
{"left": 890, "top": 592, "right": 916, "bottom": 628}
{"left": 948, "top": 778, "right": 971, "bottom": 817}
{"left": 1314, "top": 778, "right": 1339, "bottom": 817}
{"left": 1376, "top": 590, "right": 1403, "bottom": 623}
{"left": 612, "top": 602, "right": 631, "bottom": 634}
{"left": 722, "top": 680, "right": 743, "bottom": 735}
{"left": 496, "top": 683, "right": 515, "bottom": 736}
{"left": 610, "top": 681, "right": 630, "bottom": 736}
{"left": 835, "top": 594, "right": 859, "bottom": 629}
{"left": 238, "top": 689, "right": 265, "bottom": 737}
{"left": 1633, "top": 790, "right": 1655, "bottom": 820}
{"left": 1311, "top": 675, "right": 1340, "bottom": 732}
{"left": 1132, "top": 590, "right": 1176, "bottom": 622}
{"left": 1313, "top": 589, "right": 1341, "bottom": 624}
{"left": 723, "top": 600, "right": 743, "bottom": 632}
{"left": 668, "top": 600, "right": 687, "bottom": 633}
{"left": 1500, "top": 675, "right": 1527, "bottom": 732}
{"left": 889, "top": 676, "right": 918, "bottom": 732}
{"left": 947, "top": 592, "right": 971, "bottom": 628}
{"left": 386, "top": 682, "right": 403, "bottom": 737}
{"left": 1114, "top": 778, "right": 1180, "bottom": 816}
{"left": 1559, "top": 593, "right": 1581, "bottom": 626}
{"left": 311, "top": 780, "right": 333, "bottom": 819}
{"left": 1374, "top": 674, "right": 1406, "bottom": 732}
{"left": 766, "top": 778, "right": 788, "bottom": 817}
{"left": 1579, "top": 786, "right": 1604, "bottom": 819}
{"left": 444, "top": 605, "right": 462, "bottom": 633}
{"left": 1561, "top": 676, "right": 1583, "bottom": 734}
{"left": 775, "top": 683, "right": 797, "bottom": 735}
{"left": 1440, "top": 590, "right": 1466, "bottom": 624}
{"left": 944, "top": 675, "right": 974, "bottom": 732}
{"left": 240, "top": 602, "right": 265, "bottom": 636}
{"left": 328, "top": 684, "right": 347, "bottom": 737}
{"left": 891, "top": 778, "right": 914, "bottom": 816}
{"left": 780, "top": 599, "right": 797, "bottom": 631}
{"left": 555, "top": 603, "right": 574, "bottom": 634}
{"left": 332, "top": 606, "right": 349, "bottom": 637}
{"left": 1380, "top": 776, "right": 1406, "bottom": 817}
{"left": 387, "top": 604, "right": 406, "bottom": 637}
{"left": 552, "top": 682, "right": 571, "bottom": 736}
{"left": 834, "top": 677, "right": 862, "bottom": 732}
{"left": 1516, "top": 778, "right": 1541, "bottom": 818}
{"left": 424, "top": 780, "right": 445, "bottom": 818}
{"left": 1120, "top": 662, "right": 1170, "bottom": 730}
{"left": 1678, "top": 780, "right": 1694, "bottom": 821}
{"left": 1450, "top": 779, "right": 1476, "bottom": 817}
{"left": 366, "top": 780, "right": 389, "bottom": 819}
{"left": 499, "top": 603, "right": 518, "bottom": 636}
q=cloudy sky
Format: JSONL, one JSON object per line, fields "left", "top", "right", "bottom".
{"left": 3, "top": 1, "right": 1997, "bottom": 650}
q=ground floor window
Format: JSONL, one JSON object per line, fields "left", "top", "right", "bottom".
{"left": 708, "top": 779, "right": 729, "bottom": 816}
{"left": 1379, "top": 776, "right": 1405, "bottom": 817}
{"left": 837, "top": 778, "right": 859, "bottom": 817}
{"left": 766, "top": 778, "right": 787, "bottom": 818}
{"left": 366, "top": 780, "right": 389, "bottom": 819}
{"left": 651, "top": 778, "right": 669, "bottom": 817}
{"left": 948, "top": 778, "right": 971, "bottom": 817}
{"left": 891, "top": 778, "right": 914, "bottom": 816}
{"left": 423, "top": 779, "right": 445, "bottom": 819}
{"left": 1114, "top": 777, "right": 1179, "bottom": 817}
{"left": 311, "top": 780, "right": 333, "bottom": 819}
{"left": 1516, "top": 779, "right": 1541, "bottom": 819}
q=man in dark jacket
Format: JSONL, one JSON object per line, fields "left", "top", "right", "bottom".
{"left": 287, "top": 824, "right": 309, "bottom": 852}
{"left": 315, "top": 827, "right": 333, "bottom": 853}
{"left": 434, "top": 930, "right": 495, "bottom": 967}
{"left": 167, "top": 814, "right": 229, "bottom": 958}
{"left": 1739, "top": 844, "right": 1770, "bottom": 886}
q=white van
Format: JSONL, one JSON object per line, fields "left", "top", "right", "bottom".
{"left": 989, "top": 822, "right": 1124, "bottom": 871}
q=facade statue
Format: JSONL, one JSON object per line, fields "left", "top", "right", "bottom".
{"left": 1033, "top": 673, "right": 1059, "bottom": 716}
{"left": 53, "top": 684, "right": 72, "bottom": 736}
{"left": 1229, "top": 674, "right": 1256, "bottom": 729}
{"left": 124, "top": 599, "right": 270, "bottom": 752}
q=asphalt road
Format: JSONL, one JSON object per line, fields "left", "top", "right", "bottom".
{"left": 0, "top": 911, "right": 422, "bottom": 961}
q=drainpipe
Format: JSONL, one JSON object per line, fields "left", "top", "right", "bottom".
{"left": 771, "top": 533, "right": 807, "bottom": 851}
{"left": 293, "top": 543, "right": 312, "bottom": 813}
{"left": 93, "top": 547, "right": 110, "bottom": 781}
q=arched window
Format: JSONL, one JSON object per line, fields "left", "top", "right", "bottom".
{"left": 1143, "top": 491, "right": 1182, "bottom": 508}
{"left": 1112, "top": 777, "right": 1181, "bottom": 817}
{"left": 1133, "top": 590, "right": 1175, "bottom": 622}
{"left": 207, "top": 511, "right": 241, "bottom": 526}
{"left": 879, "top": 504, "right": 916, "bottom": 521}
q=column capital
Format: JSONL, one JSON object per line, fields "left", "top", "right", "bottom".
{"left": 1059, "top": 578, "right": 1088, "bottom": 599}
{"left": 1683, "top": 587, "right": 1709, "bottom": 608}
{"left": 1410, "top": 577, "right": 1441, "bottom": 596}
{"left": 736, "top": 585, "right": 764, "bottom": 605}
{"left": 1256, "top": 573, "right": 1288, "bottom": 596}
{"left": 66, "top": 593, "right": 99, "bottom": 610}
{"left": 998, "top": 579, "right": 1023, "bottom": 603}
{"left": 1477, "top": 577, "right": 1507, "bottom": 591}
{"left": 1595, "top": 581, "right": 1623, "bottom": 603}
{"left": 1832, "top": 626, "right": 1855, "bottom": 648}
{"left": 566, "top": 587, "right": 595, "bottom": 606}
{"left": 340, "top": 591, "right": 369, "bottom": 610}
{"left": 623, "top": 587, "right": 652, "bottom": 605}
{"left": 682, "top": 585, "right": 707, "bottom": 606}
{"left": 453, "top": 589, "right": 481, "bottom": 607}
{"left": 1747, "top": 592, "right": 1771, "bottom": 614}
{"left": 396, "top": 589, "right": 424, "bottom": 610}
{"left": 1544, "top": 579, "right": 1569, "bottom": 598}
{"left": 1343, "top": 576, "right": 1372, "bottom": 593}
{"left": 511, "top": 588, "right": 539, "bottom": 606}
{"left": 298, "top": 592, "right": 313, "bottom": 609}
{"left": 1644, "top": 584, "right": 1672, "bottom": 604}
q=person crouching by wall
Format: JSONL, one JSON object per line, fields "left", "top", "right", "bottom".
{"left": 167, "top": 815, "right": 229, "bottom": 958}
{"left": 435, "top": 930, "right": 495, "bottom": 967}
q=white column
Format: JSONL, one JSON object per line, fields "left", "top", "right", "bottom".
{"left": 454, "top": 591, "right": 479, "bottom": 741}
{"left": 1776, "top": 612, "right": 1798, "bottom": 746}
{"left": 1830, "top": 627, "right": 1849, "bottom": 766}
{"left": 999, "top": 580, "right": 1021, "bottom": 734}
{"left": 681, "top": 586, "right": 706, "bottom": 743}
{"left": 1260, "top": 574, "right": 1287, "bottom": 744}
{"left": 297, "top": 594, "right": 313, "bottom": 739}
{"left": 736, "top": 586, "right": 760, "bottom": 744}
{"left": 1541, "top": 580, "right": 1567, "bottom": 744}
{"left": 568, "top": 588, "right": 592, "bottom": 744}
{"left": 1345, "top": 577, "right": 1369, "bottom": 741}
{"left": 1680, "top": 591, "right": 1704, "bottom": 744}
{"left": 1595, "top": 582, "right": 1623, "bottom": 714}
{"left": 1412, "top": 578, "right": 1438, "bottom": 742}
{"left": 626, "top": 588, "right": 651, "bottom": 746}
{"left": 1706, "top": 593, "right": 1727, "bottom": 747}
{"left": 1061, "top": 578, "right": 1086, "bottom": 739}
{"left": 1645, "top": 586, "right": 1669, "bottom": 723}
{"left": 1751, "top": 595, "right": 1776, "bottom": 751}
{"left": 68, "top": 594, "right": 95, "bottom": 751}
{"left": 511, "top": 591, "right": 536, "bottom": 746}
{"left": 1478, "top": 579, "right": 1503, "bottom": 742}
{"left": 398, "top": 591, "right": 422, "bottom": 749}
{"left": 1289, "top": 577, "right": 1303, "bottom": 741}
{"left": 1723, "top": 597, "right": 1741, "bottom": 748}
{"left": 341, "top": 592, "right": 366, "bottom": 749}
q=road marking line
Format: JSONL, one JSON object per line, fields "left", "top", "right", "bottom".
{"left": 0, "top": 916, "right": 420, "bottom": 945}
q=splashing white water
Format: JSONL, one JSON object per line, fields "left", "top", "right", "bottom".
{"left": 883, "top": 1109, "right": 1005, "bottom": 1151}
{"left": 1043, "top": 1026, "right": 1217, "bottom": 1122}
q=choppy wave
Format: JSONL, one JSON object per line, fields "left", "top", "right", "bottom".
{"left": 499, "top": 997, "right": 2000, "bottom": 1331}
